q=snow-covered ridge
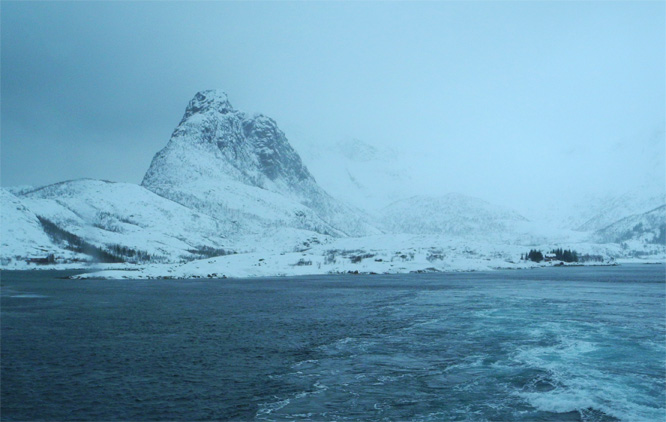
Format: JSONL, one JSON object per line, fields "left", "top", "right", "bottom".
{"left": 592, "top": 205, "right": 665, "bottom": 246}
{"left": 577, "top": 189, "right": 666, "bottom": 232}
{"left": 0, "top": 189, "right": 66, "bottom": 264}
{"left": 2, "top": 179, "right": 234, "bottom": 267}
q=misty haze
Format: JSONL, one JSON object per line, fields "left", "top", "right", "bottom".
{"left": 1, "top": 2, "right": 664, "bottom": 422}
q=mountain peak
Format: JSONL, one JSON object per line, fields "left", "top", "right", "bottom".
{"left": 141, "top": 90, "right": 380, "bottom": 237}
{"left": 182, "top": 90, "right": 234, "bottom": 120}
{"left": 149, "top": 89, "right": 314, "bottom": 190}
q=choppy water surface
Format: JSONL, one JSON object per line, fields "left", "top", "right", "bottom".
{"left": 2, "top": 265, "right": 664, "bottom": 421}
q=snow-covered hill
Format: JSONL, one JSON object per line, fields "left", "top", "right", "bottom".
{"left": 17, "top": 179, "right": 234, "bottom": 263}
{"left": 576, "top": 188, "right": 665, "bottom": 232}
{"left": 0, "top": 189, "right": 72, "bottom": 265}
{"left": 592, "top": 205, "right": 666, "bottom": 246}
{"left": 528, "top": 185, "right": 665, "bottom": 232}
{"left": 142, "top": 90, "right": 379, "bottom": 237}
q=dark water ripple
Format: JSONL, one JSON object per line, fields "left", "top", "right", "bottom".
{"left": 1, "top": 265, "right": 664, "bottom": 421}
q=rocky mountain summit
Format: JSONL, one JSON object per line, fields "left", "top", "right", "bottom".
{"left": 142, "top": 90, "right": 379, "bottom": 237}
{"left": 144, "top": 91, "right": 311, "bottom": 191}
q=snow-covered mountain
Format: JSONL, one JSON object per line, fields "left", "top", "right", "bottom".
{"left": 576, "top": 188, "right": 665, "bottom": 232}
{"left": 142, "top": 90, "right": 379, "bottom": 237}
{"left": 2, "top": 89, "right": 663, "bottom": 273}
{"left": 379, "top": 193, "right": 530, "bottom": 238}
{"left": 15, "top": 179, "right": 234, "bottom": 263}
{"left": 295, "top": 138, "right": 415, "bottom": 212}
{"left": 592, "top": 205, "right": 666, "bottom": 246}
{"left": 527, "top": 184, "right": 665, "bottom": 232}
{"left": 5, "top": 185, "right": 35, "bottom": 196}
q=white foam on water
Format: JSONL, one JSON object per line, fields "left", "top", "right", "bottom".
{"left": 519, "top": 390, "right": 595, "bottom": 414}
{"left": 403, "top": 317, "right": 444, "bottom": 332}
{"left": 513, "top": 337, "right": 600, "bottom": 372}
{"left": 289, "top": 413, "right": 314, "bottom": 419}
{"left": 512, "top": 334, "right": 665, "bottom": 422}
{"left": 291, "top": 359, "right": 319, "bottom": 369}
{"left": 518, "top": 387, "right": 663, "bottom": 422}
{"left": 255, "top": 397, "right": 291, "bottom": 418}
{"left": 255, "top": 379, "right": 329, "bottom": 419}
{"left": 317, "top": 336, "right": 377, "bottom": 358}
{"left": 443, "top": 356, "right": 485, "bottom": 373}
{"left": 377, "top": 373, "right": 412, "bottom": 383}
{"left": 10, "top": 294, "right": 48, "bottom": 298}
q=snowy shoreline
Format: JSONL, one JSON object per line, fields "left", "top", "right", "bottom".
{"left": 5, "top": 254, "right": 657, "bottom": 281}
{"left": 71, "top": 261, "right": 627, "bottom": 281}
{"left": 3, "top": 232, "right": 663, "bottom": 281}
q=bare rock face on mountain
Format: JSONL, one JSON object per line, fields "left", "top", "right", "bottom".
{"left": 142, "top": 90, "right": 379, "bottom": 237}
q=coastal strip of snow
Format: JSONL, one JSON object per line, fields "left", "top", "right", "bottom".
{"left": 71, "top": 234, "right": 642, "bottom": 280}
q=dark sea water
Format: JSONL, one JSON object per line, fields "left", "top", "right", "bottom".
{"left": 1, "top": 265, "right": 664, "bottom": 421}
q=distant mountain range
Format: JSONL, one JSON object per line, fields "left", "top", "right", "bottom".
{"left": 1, "top": 90, "right": 664, "bottom": 269}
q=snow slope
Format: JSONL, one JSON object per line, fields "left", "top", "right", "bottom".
{"left": 528, "top": 185, "right": 666, "bottom": 232}
{"left": 0, "top": 189, "right": 70, "bottom": 265}
{"left": 592, "top": 205, "right": 665, "bottom": 246}
{"left": 295, "top": 138, "right": 416, "bottom": 212}
{"left": 577, "top": 188, "right": 665, "bottom": 232}
{"left": 142, "top": 90, "right": 379, "bottom": 237}
{"left": 20, "top": 179, "right": 234, "bottom": 262}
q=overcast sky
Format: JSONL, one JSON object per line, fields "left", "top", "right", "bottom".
{"left": 2, "top": 1, "right": 664, "bottom": 210}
